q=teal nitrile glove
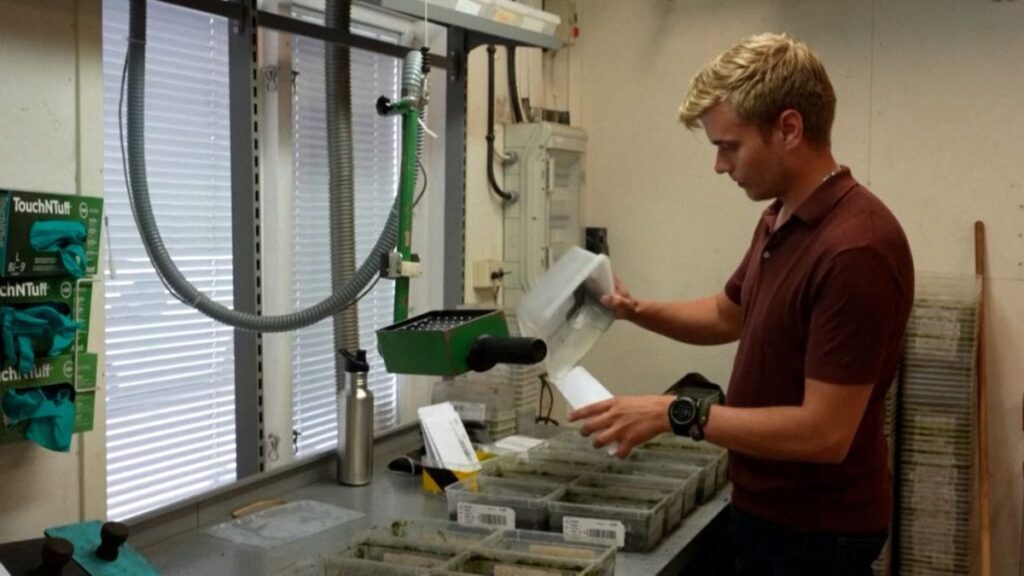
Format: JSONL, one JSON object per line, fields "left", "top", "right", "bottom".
{"left": 1, "top": 387, "right": 75, "bottom": 452}
{"left": 0, "top": 306, "right": 81, "bottom": 374}
{"left": 29, "top": 220, "right": 88, "bottom": 278}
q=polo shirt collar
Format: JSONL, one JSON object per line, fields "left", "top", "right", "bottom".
{"left": 760, "top": 167, "right": 856, "bottom": 230}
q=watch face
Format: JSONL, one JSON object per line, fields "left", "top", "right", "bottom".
{"left": 671, "top": 398, "right": 696, "bottom": 425}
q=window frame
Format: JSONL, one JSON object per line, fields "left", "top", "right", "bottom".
{"left": 98, "top": 0, "right": 448, "bottom": 518}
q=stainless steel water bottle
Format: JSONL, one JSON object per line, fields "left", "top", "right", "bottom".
{"left": 337, "top": 348, "right": 373, "bottom": 485}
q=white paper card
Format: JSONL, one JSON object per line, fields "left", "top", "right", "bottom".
{"left": 451, "top": 401, "right": 487, "bottom": 422}
{"left": 551, "top": 366, "right": 618, "bottom": 455}
{"left": 493, "top": 435, "right": 545, "bottom": 453}
{"left": 551, "top": 366, "right": 613, "bottom": 409}
{"left": 418, "top": 402, "right": 480, "bottom": 472}
{"left": 563, "top": 516, "right": 626, "bottom": 548}
{"left": 0, "top": 561, "right": 10, "bottom": 576}
{"left": 457, "top": 502, "right": 516, "bottom": 529}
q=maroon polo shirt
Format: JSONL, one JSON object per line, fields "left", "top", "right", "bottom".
{"left": 724, "top": 167, "right": 913, "bottom": 534}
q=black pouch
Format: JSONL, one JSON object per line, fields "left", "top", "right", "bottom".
{"left": 663, "top": 372, "right": 725, "bottom": 406}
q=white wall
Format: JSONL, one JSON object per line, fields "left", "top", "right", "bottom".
{"left": 569, "top": 1, "right": 1024, "bottom": 574}
{"left": 0, "top": 0, "right": 106, "bottom": 541}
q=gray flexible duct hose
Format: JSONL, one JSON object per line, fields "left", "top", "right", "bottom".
{"left": 402, "top": 50, "right": 428, "bottom": 206}
{"left": 326, "top": 0, "right": 361, "bottom": 363}
{"left": 126, "top": 0, "right": 400, "bottom": 333}
{"left": 402, "top": 50, "right": 424, "bottom": 102}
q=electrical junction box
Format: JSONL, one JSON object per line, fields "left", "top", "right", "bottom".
{"left": 473, "top": 259, "right": 505, "bottom": 289}
{"left": 502, "top": 122, "right": 586, "bottom": 310}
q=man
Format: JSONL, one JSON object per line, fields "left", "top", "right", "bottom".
{"left": 568, "top": 33, "right": 914, "bottom": 575}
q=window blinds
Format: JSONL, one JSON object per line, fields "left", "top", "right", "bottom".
{"left": 102, "top": 0, "right": 236, "bottom": 520}
{"left": 290, "top": 25, "right": 401, "bottom": 455}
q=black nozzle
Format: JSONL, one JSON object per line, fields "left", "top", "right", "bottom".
{"left": 466, "top": 336, "right": 547, "bottom": 372}
{"left": 376, "top": 95, "right": 393, "bottom": 116}
{"left": 341, "top": 349, "right": 369, "bottom": 373}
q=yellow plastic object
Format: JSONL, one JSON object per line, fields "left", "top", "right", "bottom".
{"left": 421, "top": 450, "right": 494, "bottom": 494}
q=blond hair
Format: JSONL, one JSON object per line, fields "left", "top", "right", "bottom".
{"left": 679, "top": 33, "right": 836, "bottom": 146}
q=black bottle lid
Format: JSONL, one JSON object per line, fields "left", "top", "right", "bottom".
{"left": 340, "top": 349, "right": 369, "bottom": 373}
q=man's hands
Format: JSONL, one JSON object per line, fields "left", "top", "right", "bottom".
{"left": 568, "top": 396, "right": 674, "bottom": 458}
{"left": 600, "top": 276, "right": 639, "bottom": 320}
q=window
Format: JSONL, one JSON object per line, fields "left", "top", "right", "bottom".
{"left": 101, "top": 0, "right": 236, "bottom": 519}
{"left": 291, "top": 24, "right": 402, "bottom": 455}
{"left": 101, "top": 0, "right": 413, "bottom": 517}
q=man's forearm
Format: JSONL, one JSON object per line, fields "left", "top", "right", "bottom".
{"left": 631, "top": 295, "right": 739, "bottom": 345}
{"left": 703, "top": 404, "right": 851, "bottom": 464}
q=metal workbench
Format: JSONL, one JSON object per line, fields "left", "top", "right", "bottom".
{"left": 134, "top": 425, "right": 731, "bottom": 575}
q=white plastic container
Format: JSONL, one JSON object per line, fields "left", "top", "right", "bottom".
{"left": 517, "top": 247, "right": 615, "bottom": 379}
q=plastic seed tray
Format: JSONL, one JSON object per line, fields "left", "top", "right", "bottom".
{"left": 323, "top": 519, "right": 615, "bottom": 576}
{"left": 547, "top": 485, "right": 669, "bottom": 553}
{"left": 445, "top": 476, "right": 564, "bottom": 531}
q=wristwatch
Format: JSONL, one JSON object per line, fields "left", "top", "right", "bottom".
{"left": 668, "top": 395, "right": 710, "bottom": 440}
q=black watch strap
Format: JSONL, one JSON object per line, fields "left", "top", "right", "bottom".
{"left": 690, "top": 399, "right": 712, "bottom": 441}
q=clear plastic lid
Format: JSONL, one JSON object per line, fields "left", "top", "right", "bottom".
{"left": 516, "top": 247, "right": 615, "bottom": 379}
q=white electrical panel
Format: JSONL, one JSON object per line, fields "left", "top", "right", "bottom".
{"left": 502, "top": 122, "right": 587, "bottom": 309}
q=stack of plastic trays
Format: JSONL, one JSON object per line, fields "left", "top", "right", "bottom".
{"left": 432, "top": 373, "right": 519, "bottom": 440}
{"left": 547, "top": 484, "right": 671, "bottom": 552}
{"left": 486, "top": 407, "right": 519, "bottom": 440}
{"left": 896, "top": 274, "right": 978, "bottom": 576}
{"left": 872, "top": 373, "right": 900, "bottom": 576}
{"left": 445, "top": 476, "right": 564, "bottom": 530}
{"left": 510, "top": 365, "right": 543, "bottom": 423}
{"left": 500, "top": 311, "right": 544, "bottom": 420}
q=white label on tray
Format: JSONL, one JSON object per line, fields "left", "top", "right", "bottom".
{"left": 452, "top": 401, "right": 487, "bottom": 422}
{"left": 457, "top": 502, "right": 515, "bottom": 529}
{"left": 563, "top": 516, "right": 625, "bottom": 548}
{"left": 455, "top": 0, "right": 481, "bottom": 16}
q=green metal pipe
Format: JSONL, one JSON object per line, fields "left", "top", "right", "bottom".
{"left": 393, "top": 107, "right": 420, "bottom": 322}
